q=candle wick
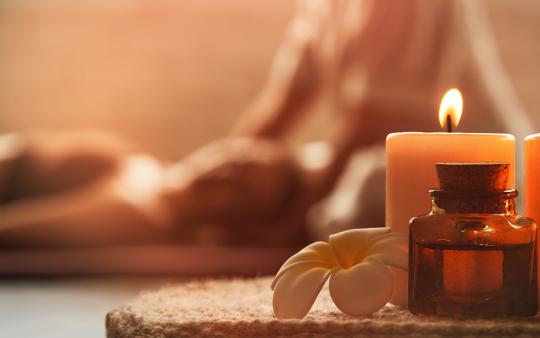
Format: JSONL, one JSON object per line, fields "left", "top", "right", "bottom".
{"left": 447, "top": 115, "right": 453, "bottom": 133}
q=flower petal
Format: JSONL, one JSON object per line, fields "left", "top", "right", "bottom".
{"left": 272, "top": 263, "right": 336, "bottom": 319}
{"left": 368, "top": 232, "right": 408, "bottom": 270}
{"left": 329, "top": 258, "right": 393, "bottom": 316}
{"left": 329, "top": 228, "right": 390, "bottom": 268}
{"left": 389, "top": 267, "right": 408, "bottom": 306}
{"left": 271, "top": 241, "right": 337, "bottom": 290}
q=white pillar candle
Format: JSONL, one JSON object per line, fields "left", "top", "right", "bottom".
{"left": 385, "top": 89, "right": 516, "bottom": 306}
{"left": 525, "top": 133, "right": 540, "bottom": 304}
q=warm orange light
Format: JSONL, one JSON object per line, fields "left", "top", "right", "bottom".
{"left": 438, "top": 88, "right": 463, "bottom": 132}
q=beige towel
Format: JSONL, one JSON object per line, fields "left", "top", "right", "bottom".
{"left": 106, "top": 277, "right": 540, "bottom": 337}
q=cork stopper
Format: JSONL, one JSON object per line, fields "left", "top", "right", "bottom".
{"left": 435, "top": 162, "right": 509, "bottom": 193}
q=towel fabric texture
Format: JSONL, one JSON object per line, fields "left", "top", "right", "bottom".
{"left": 106, "top": 277, "right": 540, "bottom": 337}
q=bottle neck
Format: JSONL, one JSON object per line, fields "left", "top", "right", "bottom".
{"left": 430, "top": 189, "right": 517, "bottom": 215}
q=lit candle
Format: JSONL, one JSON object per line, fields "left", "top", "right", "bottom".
{"left": 525, "top": 133, "right": 540, "bottom": 301}
{"left": 385, "top": 89, "right": 516, "bottom": 306}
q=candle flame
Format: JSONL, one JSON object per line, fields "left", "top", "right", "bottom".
{"left": 438, "top": 88, "right": 463, "bottom": 131}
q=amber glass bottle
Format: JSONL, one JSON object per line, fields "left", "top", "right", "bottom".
{"left": 409, "top": 163, "right": 537, "bottom": 317}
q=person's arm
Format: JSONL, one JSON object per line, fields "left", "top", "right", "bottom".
{"left": 231, "top": 8, "right": 322, "bottom": 139}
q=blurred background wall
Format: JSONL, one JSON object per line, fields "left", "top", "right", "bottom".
{"left": 0, "top": 0, "right": 294, "bottom": 160}
{"left": 0, "top": 0, "right": 539, "bottom": 159}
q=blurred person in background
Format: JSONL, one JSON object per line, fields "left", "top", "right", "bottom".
{"left": 0, "top": 0, "right": 533, "bottom": 248}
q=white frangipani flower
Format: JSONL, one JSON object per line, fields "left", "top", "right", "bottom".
{"left": 271, "top": 228, "right": 408, "bottom": 319}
